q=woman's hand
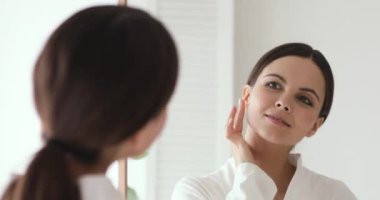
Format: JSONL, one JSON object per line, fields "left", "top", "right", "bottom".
{"left": 226, "top": 99, "right": 254, "bottom": 166}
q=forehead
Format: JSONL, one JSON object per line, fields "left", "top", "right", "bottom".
{"left": 259, "top": 56, "right": 325, "bottom": 97}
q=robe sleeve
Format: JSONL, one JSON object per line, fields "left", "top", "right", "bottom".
{"left": 226, "top": 162, "right": 277, "bottom": 200}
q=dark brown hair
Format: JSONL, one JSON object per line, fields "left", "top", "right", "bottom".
{"left": 246, "top": 43, "right": 334, "bottom": 120}
{"left": 2, "top": 5, "right": 178, "bottom": 200}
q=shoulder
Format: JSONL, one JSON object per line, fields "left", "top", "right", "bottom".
{"left": 288, "top": 154, "right": 357, "bottom": 199}
{"left": 298, "top": 167, "right": 357, "bottom": 199}
{"left": 79, "top": 175, "right": 123, "bottom": 200}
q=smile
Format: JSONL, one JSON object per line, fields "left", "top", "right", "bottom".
{"left": 264, "top": 114, "right": 291, "bottom": 127}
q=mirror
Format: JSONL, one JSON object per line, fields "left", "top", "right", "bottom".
{"left": 0, "top": 0, "right": 378, "bottom": 199}
{"left": 126, "top": 1, "right": 377, "bottom": 199}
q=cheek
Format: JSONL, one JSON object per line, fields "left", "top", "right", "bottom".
{"left": 149, "top": 112, "right": 167, "bottom": 140}
{"left": 141, "top": 114, "right": 167, "bottom": 150}
{"left": 247, "top": 90, "right": 275, "bottom": 116}
{"left": 294, "top": 109, "right": 319, "bottom": 131}
{"left": 245, "top": 94, "right": 270, "bottom": 130}
{"left": 246, "top": 97, "right": 261, "bottom": 125}
{"left": 154, "top": 115, "right": 167, "bottom": 136}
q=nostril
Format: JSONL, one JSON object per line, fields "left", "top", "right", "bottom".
{"left": 276, "top": 103, "right": 281, "bottom": 107}
{"left": 285, "top": 107, "right": 289, "bottom": 111}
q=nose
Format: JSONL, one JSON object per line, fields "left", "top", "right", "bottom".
{"left": 275, "top": 100, "right": 291, "bottom": 112}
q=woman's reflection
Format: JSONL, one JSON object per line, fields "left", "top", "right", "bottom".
{"left": 172, "top": 43, "right": 357, "bottom": 200}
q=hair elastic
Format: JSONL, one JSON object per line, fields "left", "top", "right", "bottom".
{"left": 47, "top": 139, "right": 99, "bottom": 163}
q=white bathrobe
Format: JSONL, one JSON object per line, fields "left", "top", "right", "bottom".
{"left": 172, "top": 154, "right": 357, "bottom": 200}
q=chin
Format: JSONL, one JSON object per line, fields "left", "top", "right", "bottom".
{"left": 256, "top": 127, "right": 290, "bottom": 145}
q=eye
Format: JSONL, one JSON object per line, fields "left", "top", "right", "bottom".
{"left": 265, "top": 81, "right": 282, "bottom": 90}
{"left": 297, "top": 95, "right": 314, "bottom": 107}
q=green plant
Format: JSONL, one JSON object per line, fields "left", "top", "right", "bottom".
{"left": 127, "top": 187, "right": 138, "bottom": 200}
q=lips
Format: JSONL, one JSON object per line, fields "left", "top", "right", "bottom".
{"left": 264, "top": 114, "right": 291, "bottom": 127}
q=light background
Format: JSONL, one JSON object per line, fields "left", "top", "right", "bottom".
{"left": 0, "top": 0, "right": 378, "bottom": 199}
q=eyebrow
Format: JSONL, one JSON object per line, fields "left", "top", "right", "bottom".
{"left": 265, "top": 74, "right": 286, "bottom": 83}
{"left": 300, "top": 88, "right": 320, "bottom": 102}
{"left": 264, "top": 73, "right": 321, "bottom": 102}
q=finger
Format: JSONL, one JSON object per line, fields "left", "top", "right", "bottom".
{"left": 226, "top": 117, "right": 234, "bottom": 138}
{"left": 227, "top": 106, "right": 237, "bottom": 126}
{"left": 233, "top": 99, "right": 245, "bottom": 132}
{"left": 226, "top": 106, "right": 237, "bottom": 137}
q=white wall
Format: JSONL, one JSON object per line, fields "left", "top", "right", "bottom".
{"left": 234, "top": 0, "right": 380, "bottom": 199}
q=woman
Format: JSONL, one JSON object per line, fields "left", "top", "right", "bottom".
{"left": 2, "top": 5, "right": 178, "bottom": 200}
{"left": 172, "top": 43, "right": 356, "bottom": 199}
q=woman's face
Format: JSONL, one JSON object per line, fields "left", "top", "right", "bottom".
{"left": 244, "top": 56, "right": 326, "bottom": 146}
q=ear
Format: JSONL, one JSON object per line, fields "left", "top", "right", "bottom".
{"left": 242, "top": 85, "right": 252, "bottom": 104}
{"left": 306, "top": 117, "right": 324, "bottom": 137}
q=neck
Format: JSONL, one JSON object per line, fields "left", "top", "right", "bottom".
{"left": 245, "top": 128, "right": 296, "bottom": 192}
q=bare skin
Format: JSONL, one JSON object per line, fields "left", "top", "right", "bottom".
{"left": 226, "top": 99, "right": 295, "bottom": 199}
{"left": 225, "top": 56, "right": 326, "bottom": 199}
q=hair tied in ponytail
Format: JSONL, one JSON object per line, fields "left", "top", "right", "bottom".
{"left": 47, "top": 139, "right": 99, "bottom": 163}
